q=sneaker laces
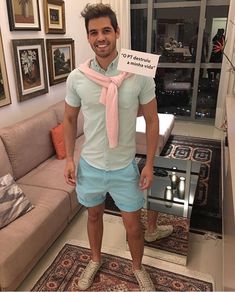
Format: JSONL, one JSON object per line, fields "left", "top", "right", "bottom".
{"left": 79, "top": 260, "right": 101, "bottom": 284}
{"left": 134, "top": 267, "right": 154, "bottom": 290}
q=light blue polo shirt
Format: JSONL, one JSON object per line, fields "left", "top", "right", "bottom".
{"left": 65, "top": 55, "right": 155, "bottom": 170}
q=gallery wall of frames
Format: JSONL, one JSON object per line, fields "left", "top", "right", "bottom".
{"left": 0, "top": 0, "right": 77, "bottom": 108}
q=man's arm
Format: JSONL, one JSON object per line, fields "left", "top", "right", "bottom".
{"left": 139, "top": 98, "right": 159, "bottom": 190}
{"left": 63, "top": 102, "right": 80, "bottom": 186}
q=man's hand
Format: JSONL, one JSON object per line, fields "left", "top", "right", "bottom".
{"left": 64, "top": 160, "right": 76, "bottom": 186}
{"left": 139, "top": 165, "right": 153, "bottom": 190}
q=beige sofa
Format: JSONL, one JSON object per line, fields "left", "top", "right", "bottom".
{"left": 0, "top": 101, "right": 84, "bottom": 291}
{"left": 0, "top": 100, "right": 174, "bottom": 291}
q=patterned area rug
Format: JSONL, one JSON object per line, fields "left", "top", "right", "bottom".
{"left": 31, "top": 243, "right": 213, "bottom": 291}
{"left": 105, "top": 135, "right": 222, "bottom": 234}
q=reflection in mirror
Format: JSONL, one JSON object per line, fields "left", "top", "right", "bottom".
{"left": 164, "top": 186, "right": 173, "bottom": 208}
{"left": 142, "top": 209, "right": 173, "bottom": 243}
{"left": 141, "top": 208, "right": 189, "bottom": 265}
{"left": 178, "top": 177, "right": 186, "bottom": 199}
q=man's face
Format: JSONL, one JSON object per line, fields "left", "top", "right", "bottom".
{"left": 87, "top": 16, "right": 120, "bottom": 59}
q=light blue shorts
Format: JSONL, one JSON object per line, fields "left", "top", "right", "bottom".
{"left": 76, "top": 157, "right": 145, "bottom": 212}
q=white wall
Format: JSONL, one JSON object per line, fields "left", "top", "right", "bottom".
{"left": 215, "top": 0, "right": 235, "bottom": 127}
{"left": 226, "top": 0, "right": 235, "bottom": 96}
{"left": 0, "top": 0, "right": 96, "bottom": 128}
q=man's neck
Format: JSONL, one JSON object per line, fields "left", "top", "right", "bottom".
{"left": 95, "top": 51, "right": 118, "bottom": 70}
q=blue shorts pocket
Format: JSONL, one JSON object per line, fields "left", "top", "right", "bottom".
{"left": 132, "top": 160, "right": 140, "bottom": 176}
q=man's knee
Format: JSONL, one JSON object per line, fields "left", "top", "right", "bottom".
{"left": 87, "top": 205, "right": 104, "bottom": 222}
{"left": 125, "top": 221, "right": 143, "bottom": 237}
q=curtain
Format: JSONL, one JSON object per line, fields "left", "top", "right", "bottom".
{"left": 101, "top": 0, "right": 131, "bottom": 51}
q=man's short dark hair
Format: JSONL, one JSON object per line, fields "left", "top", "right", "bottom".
{"left": 81, "top": 3, "right": 118, "bottom": 33}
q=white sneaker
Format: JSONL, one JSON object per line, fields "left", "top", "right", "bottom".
{"left": 133, "top": 266, "right": 155, "bottom": 291}
{"left": 77, "top": 260, "right": 102, "bottom": 290}
{"left": 144, "top": 225, "right": 173, "bottom": 242}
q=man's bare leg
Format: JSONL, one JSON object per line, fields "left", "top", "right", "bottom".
{"left": 121, "top": 209, "right": 144, "bottom": 270}
{"left": 145, "top": 209, "right": 173, "bottom": 242}
{"left": 146, "top": 210, "right": 158, "bottom": 233}
{"left": 87, "top": 203, "right": 105, "bottom": 262}
{"left": 121, "top": 209, "right": 155, "bottom": 291}
{"left": 77, "top": 203, "right": 105, "bottom": 290}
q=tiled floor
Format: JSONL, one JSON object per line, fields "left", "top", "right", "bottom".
{"left": 17, "top": 122, "right": 224, "bottom": 291}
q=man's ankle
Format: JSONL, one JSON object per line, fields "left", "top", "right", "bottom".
{"left": 91, "top": 257, "right": 101, "bottom": 263}
{"left": 132, "top": 264, "right": 142, "bottom": 271}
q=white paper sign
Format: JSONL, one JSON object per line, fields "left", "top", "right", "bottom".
{"left": 117, "top": 49, "right": 160, "bottom": 78}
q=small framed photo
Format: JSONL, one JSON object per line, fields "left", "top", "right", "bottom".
{"left": 12, "top": 39, "right": 49, "bottom": 102}
{"left": 46, "top": 38, "right": 75, "bottom": 86}
{"left": 0, "top": 31, "right": 11, "bottom": 108}
{"left": 44, "top": 0, "right": 65, "bottom": 34}
{"left": 6, "top": 0, "right": 41, "bottom": 31}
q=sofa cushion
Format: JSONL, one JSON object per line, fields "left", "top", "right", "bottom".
{"left": 0, "top": 137, "right": 13, "bottom": 177}
{"left": 0, "top": 110, "right": 58, "bottom": 180}
{"left": 49, "top": 100, "right": 65, "bottom": 123}
{"left": 0, "top": 184, "right": 70, "bottom": 291}
{"left": 158, "top": 113, "right": 175, "bottom": 147}
{"left": 0, "top": 174, "right": 34, "bottom": 229}
{"left": 18, "top": 135, "right": 84, "bottom": 191}
{"left": 17, "top": 135, "right": 84, "bottom": 212}
{"left": 136, "top": 113, "right": 175, "bottom": 155}
{"left": 51, "top": 123, "right": 66, "bottom": 160}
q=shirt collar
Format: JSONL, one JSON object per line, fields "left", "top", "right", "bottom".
{"left": 91, "top": 54, "right": 119, "bottom": 73}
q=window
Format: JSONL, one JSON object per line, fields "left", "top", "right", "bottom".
{"left": 131, "top": 0, "right": 230, "bottom": 121}
{"left": 131, "top": 9, "right": 147, "bottom": 52}
{"left": 152, "top": 7, "right": 200, "bottom": 64}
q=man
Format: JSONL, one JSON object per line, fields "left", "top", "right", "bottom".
{"left": 64, "top": 3, "right": 158, "bottom": 291}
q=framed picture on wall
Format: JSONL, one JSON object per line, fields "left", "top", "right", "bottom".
{"left": 6, "top": 0, "right": 41, "bottom": 31}
{"left": 44, "top": 0, "right": 65, "bottom": 34}
{"left": 12, "top": 39, "right": 49, "bottom": 102}
{"left": 46, "top": 38, "right": 75, "bottom": 86}
{"left": 0, "top": 31, "right": 11, "bottom": 108}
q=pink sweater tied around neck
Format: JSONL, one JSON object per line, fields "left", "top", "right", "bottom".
{"left": 79, "top": 59, "right": 132, "bottom": 148}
